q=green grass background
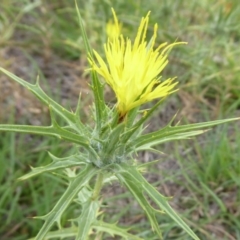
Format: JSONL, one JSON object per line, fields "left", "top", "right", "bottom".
{"left": 0, "top": 0, "right": 240, "bottom": 239}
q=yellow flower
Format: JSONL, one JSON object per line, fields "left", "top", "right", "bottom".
{"left": 106, "top": 15, "right": 121, "bottom": 40}
{"left": 90, "top": 8, "right": 187, "bottom": 117}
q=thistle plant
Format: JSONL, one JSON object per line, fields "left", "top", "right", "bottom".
{"left": 0, "top": 6, "right": 238, "bottom": 240}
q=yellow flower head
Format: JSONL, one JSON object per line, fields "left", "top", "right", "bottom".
{"left": 106, "top": 14, "right": 121, "bottom": 40}
{"left": 90, "top": 8, "right": 187, "bottom": 117}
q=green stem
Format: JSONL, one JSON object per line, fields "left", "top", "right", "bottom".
{"left": 92, "top": 172, "right": 104, "bottom": 200}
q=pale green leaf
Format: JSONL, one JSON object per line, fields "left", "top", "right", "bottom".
{"left": 117, "top": 173, "right": 163, "bottom": 238}
{"left": 103, "top": 122, "right": 125, "bottom": 157}
{"left": 0, "top": 68, "right": 77, "bottom": 127}
{"left": 74, "top": 93, "right": 91, "bottom": 137}
{"left": 34, "top": 164, "right": 99, "bottom": 240}
{"left": 28, "top": 221, "right": 143, "bottom": 240}
{"left": 122, "top": 99, "right": 165, "bottom": 143}
{"left": 77, "top": 186, "right": 92, "bottom": 204}
{"left": 0, "top": 124, "right": 90, "bottom": 147}
{"left": 74, "top": 0, "right": 92, "bottom": 56}
{"left": 130, "top": 117, "right": 240, "bottom": 151}
{"left": 93, "top": 220, "right": 144, "bottom": 240}
{"left": 75, "top": 200, "right": 99, "bottom": 240}
{"left": 75, "top": 1, "right": 106, "bottom": 131}
{"left": 134, "top": 130, "right": 206, "bottom": 151}
{"left": 124, "top": 107, "right": 140, "bottom": 128}
{"left": 27, "top": 227, "right": 77, "bottom": 240}
{"left": 116, "top": 163, "right": 200, "bottom": 240}
{"left": 18, "top": 153, "right": 88, "bottom": 181}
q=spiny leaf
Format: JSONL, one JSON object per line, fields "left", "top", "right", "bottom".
{"left": 117, "top": 172, "right": 163, "bottom": 238}
{"left": 129, "top": 117, "right": 240, "bottom": 151}
{"left": 75, "top": 1, "right": 106, "bottom": 132}
{"left": 116, "top": 163, "right": 201, "bottom": 240}
{"left": 93, "top": 221, "right": 144, "bottom": 240}
{"left": 0, "top": 124, "right": 90, "bottom": 148}
{"left": 124, "top": 107, "right": 140, "bottom": 128}
{"left": 18, "top": 153, "right": 88, "bottom": 181}
{"left": 34, "top": 164, "right": 99, "bottom": 240}
{"left": 0, "top": 68, "right": 76, "bottom": 125}
{"left": 28, "top": 221, "right": 143, "bottom": 240}
{"left": 122, "top": 99, "right": 165, "bottom": 143}
{"left": 133, "top": 130, "right": 206, "bottom": 151}
{"left": 74, "top": 93, "right": 91, "bottom": 136}
{"left": 75, "top": 200, "right": 99, "bottom": 240}
{"left": 91, "top": 71, "right": 107, "bottom": 132}
{"left": 28, "top": 227, "right": 77, "bottom": 240}
{"left": 103, "top": 122, "right": 125, "bottom": 157}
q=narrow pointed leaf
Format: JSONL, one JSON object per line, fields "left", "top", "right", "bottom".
{"left": 93, "top": 221, "right": 144, "bottom": 240}
{"left": 116, "top": 164, "right": 200, "bottom": 240}
{"left": 103, "top": 122, "right": 125, "bottom": 156}
{"left": 124, "top": 107, "right": 139, "bottom": 128}
{"left": 122, "top": 99, "right": 164, "bottom": 143}
{"left": 75, "top": 200, "right": 99, "bottom": 240}
{"left": 0, "top": 68, "right": 76, "bottom": 125}
{"left": 0, "top": 123, "right": 102, "bottom": 166}
{"left": 75, "top": 0, "right": 92, "bottom": 56}
{"left": 35, "top": 164, "right": 98, "bottom": 240}
{"left": 130, "top": 117, "right": 240, "bottom": 151}
{"left": 0, "top": 124, "right": 89, "bottom": 147}
{"left": 117, "top": 173, "right": 162, "bottom": 238}
{"left": 28, "top": 227, "right": 77, "bottom": 240}
{"left": 75, "top": 1, "right": 106, "bottom": 131}
{"left": 28, "top": 221, "right": 143, "bottom": 240}
{"left": 18, "top": 153, "right": 88, "bottom": 181}
{"left": 75, "top": 93, "right": 91, "bottom": 137}
{"left": 134, "top": 130, "right": 205, "bottom": 151}
{"left": 91, "top": 71, "right": 106, "bottom": 131}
